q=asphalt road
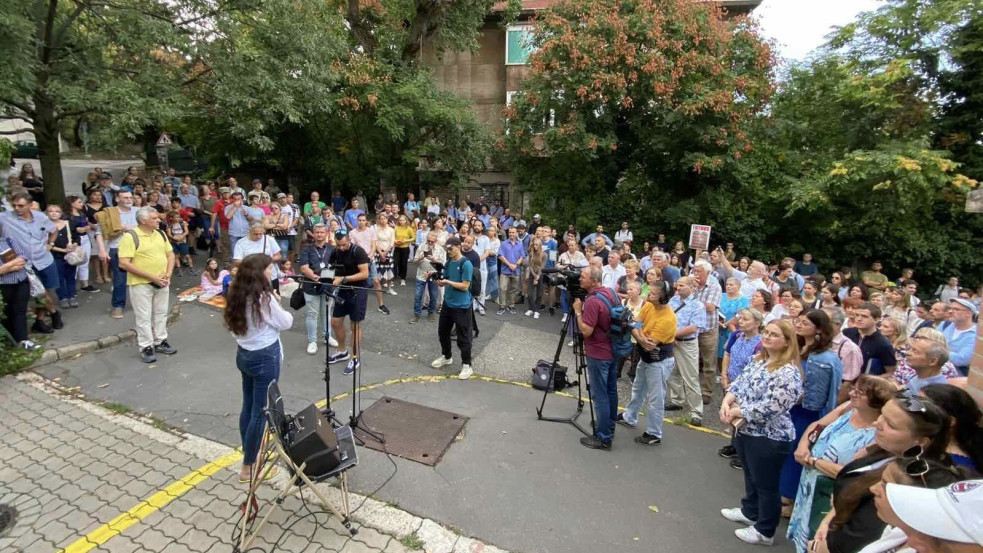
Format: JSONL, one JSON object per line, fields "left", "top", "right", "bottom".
{"left": 35, "top": 282, "right": 793, "bottom": 553}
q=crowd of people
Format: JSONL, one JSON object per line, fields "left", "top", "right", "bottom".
{"left": 3, "top": 169, "right": 982, "bottom": 553}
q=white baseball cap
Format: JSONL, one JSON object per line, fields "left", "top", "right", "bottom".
{"left": 888, "top": 479, "right": 983, "bottom": 545}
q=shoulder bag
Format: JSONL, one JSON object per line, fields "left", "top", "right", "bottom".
{"left": 64, "top": 223, "right": 88, "bottom": 266}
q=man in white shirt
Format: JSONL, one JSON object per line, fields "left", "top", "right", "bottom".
{"left": 349, "top": 213, "right": 390, "bottom": 315}
{"left": 277, "top": 193, "right": 298, "bottom": 262}
{"left": 233, "top": 222, "right": 282, "bottom": 290}
{"left": 614, "top": 221, "right": 633, "bottom": 249}
{"left": 601, "top": 251, "right": 626, "bottom": 294}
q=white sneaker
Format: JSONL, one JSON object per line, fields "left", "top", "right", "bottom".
{"left": 561, "top": 313, "right": 568, "bottom": 323}
{"left": 568, "top": 340, "right": 575, "bottom": 347}
{"left": 431, "top": 356, "right": 453, "bottom": 369}
{"left": 721, "top": 508, "right": 755, "bottom": 526}
{"left": 735, "top": 526, "right": 773, "bottom": 546}
{"left": 307, "top": 342, "right": 318, "bottom": 355}
{"left": 533, "top": 312, "right": 540, "bottom": 319}
{"left": 525, "top": 310, "right": 534, "bottom": 317}
{"left": 401, "top": 280, "right": 406, "bottom": 286}
{"left": 328, "top": 336, "right": 339, "bottom": 347}
{"left": 458, "top": 364, "right": 473, "bottom": 380}
{"left": 388, "top": 288, "right": 398, "bottom": 296}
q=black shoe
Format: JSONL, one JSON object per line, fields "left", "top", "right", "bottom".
{"left": 141, "top": 346, "right": 157, "bottom": 364}
{"left": 718, "top": 445, "right": 738, "bottom": 458}
{"left": 548, "top": 306, "right": 555, "bottom": 316}
{"left": 690, "top": 417, "right": 703, "bottom": 427}
{"left": 32, "top": 319, "right": 54, "bottom": 334}
{"left": 730, "top": 458, "right": 743, "bottom": 470}
{"left": 615, "top": 412, "right": 636, "bottom": 428}
{"left": 378, "top": 305, "right": 390, "bottom": 315}
{"left": 80, "top": 285, "right": 97, "bottom": 292}
{"left": 580, "top": 436, "right": 611, "bottom": 450}
{"left": 634, "top": 433, "right": 662, "bottom": 446}
{"left": 50, "top": 311, "right": 64, "bottom": 330}
{"left": 154, "top": 340, "right": 177, "bottom": 355}
{"left": 664, "top": 403, "right": 683, "bottom": 412}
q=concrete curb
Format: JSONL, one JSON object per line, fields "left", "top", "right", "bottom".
{"left": 29, "top": 302, "right": 182, "bottom": 369}
{"left": 16, "top": 370, "right": 515, "bottom": 553}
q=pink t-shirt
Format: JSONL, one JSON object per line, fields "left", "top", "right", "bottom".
{"left": 349, "top": 226, "right": 377, "bottom": 255}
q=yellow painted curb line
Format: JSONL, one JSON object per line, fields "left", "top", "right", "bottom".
{"left": 58, "top": 450, "right": 243, "bottom": 553}
{"left": 60, "top": 371, "right": 725, "bottom": 552}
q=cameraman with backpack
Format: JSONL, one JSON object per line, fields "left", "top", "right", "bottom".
{"left": 572, "top": 265, "right": 622, "bottom": 450}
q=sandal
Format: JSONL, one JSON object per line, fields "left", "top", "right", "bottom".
{"left": 238, "top": 464, "right": 280, "bottom": 484}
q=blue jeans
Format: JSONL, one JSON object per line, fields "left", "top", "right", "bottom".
{"left": 237, "top": 340, "right": 282, "bottom": 465}
{"left": 623, "top": 357, "right": 674, "bottom": 437}
{"left": 587, "top": 356, "right": 618, "bottom": 442}
{"left": 53, "top": 257, "right": 76, "bottom": 301}
{"left": 108, "top": 248, "right": 127, "bottom": 309}
{"left": 414, "top": 279, "right": 438, "bottom": 316}
{"left": 485, "top": 258, "right": 499, "bottom": 300}
{"left": 303, "top": 292, "right": 334, "bottom": 343}
{"left": 735, "top": 433, "right": 793, "bottom": 538}
{"left": 276, "top": 238, "right": 290, "bottom": 256}
{"left": 561, "top": 290, "right": 569, "bottom": 314}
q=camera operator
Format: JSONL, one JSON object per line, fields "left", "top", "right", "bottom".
{"left": 299, "top": 223, "right": 337, "bottom": 355}
{"left": 571, "top": 266, "right": 619, "bottom": 451}
{"left": 430, "top": 237, "right": 475, "bottom": 380}
{"left": 411, "top": 231, "right": 445, "bottom": 324}
{"left": 327, "top": 229, "right": 370, "bottom": 376}
{"left": 557, "top": 239, "right": 588, "bottom": 324}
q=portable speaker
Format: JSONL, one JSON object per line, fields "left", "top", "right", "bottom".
{"left": 286, "top": 403, "right": 340, "bottom": 477}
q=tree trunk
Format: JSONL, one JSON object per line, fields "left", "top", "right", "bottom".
{"left": 33, "top": 97, "right": 65, "bottom": 206}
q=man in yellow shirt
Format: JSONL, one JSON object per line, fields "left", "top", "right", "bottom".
{"left": 118, "top": 207, "right": 176, "bottom": 364}
{"left": 616, "top": 281, "right": 678, "bottom": 445}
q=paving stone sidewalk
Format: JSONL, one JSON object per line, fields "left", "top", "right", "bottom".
{"left": 0, "top": 375, "right": 506, "bottom": 553}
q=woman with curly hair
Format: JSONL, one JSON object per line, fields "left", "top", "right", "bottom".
{"left": 224, "top": 253, "right": 293, "bottom": 485}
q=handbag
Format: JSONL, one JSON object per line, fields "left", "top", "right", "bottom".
{"left": 26, "top": 267, "right": 46, "bottom": 297}
{"left": 267, "top": 214, "right": 289, "bottom": 238}
{"left": 289, "top": 287, "right": 306, "bottom": 310}
{"left": 64, "top": 224, "right": 87, "bottom": 266}
{"left": 807, "top": 424, "right": 827, "bottom": 451}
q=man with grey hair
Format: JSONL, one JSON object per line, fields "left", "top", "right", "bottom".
{"left": 299, "top": 223, "right": 337, "bottom": 354}
{"left": 691, "top": 259, "right": 721, "bottom": 407}
{"left": 903, "top": 337, "right": 950, "bottom": 395}
{"left": 95, "top": 189, "right": 138, "bottom": 319}
{"left": 665, "top": 276, "right": 706, "bottom": 426}
{"left": 117, "top": 207, "right": 175, "bottom": 363}
{"left": 233, "top": 222, "right": 282, "bottom": 289}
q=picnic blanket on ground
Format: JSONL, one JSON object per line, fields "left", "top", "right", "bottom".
{"left": 178, "top": 286, "right": 226, "bottom": 310}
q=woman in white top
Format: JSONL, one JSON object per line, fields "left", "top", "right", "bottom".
{"left": 484, "top": 226, "right": 501, "bottom": 303}
{"left": 472, "top": 219, "right": 490, "bottom": 303}
{"left": 223, "top": 253, "right": 293, "bottom": 484}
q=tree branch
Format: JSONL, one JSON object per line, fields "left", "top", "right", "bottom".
{"left": 0, "top": 114, "right": 35, "bottom": 125}
{"left": 54, "top": 109, "right": 94, "bottom": 120}
{"left": 53, "top": 2, "right": 87, "bottom": 51}
{"left": 0, "top": 129, "right": 35, "bottom": 136}
{"left": 401, "top": 0, "right": 439, "bottom": 63}
{"left": 0, "top": 98, "right": 36, "bottom": 118}
{"left": 345, "top": 0, "right": 377, "bottom": 54}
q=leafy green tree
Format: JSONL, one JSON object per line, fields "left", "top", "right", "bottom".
{"left": 936, "top": 10, "right": 983, "bottom": 178}
{"left": 504, "top": 0, "right": 775, "bottom": 230}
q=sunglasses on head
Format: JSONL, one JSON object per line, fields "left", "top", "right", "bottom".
{"left": 334, "top": 229, "right": 348, "bottom": 240}
{"left": 893, "top": 392, "right": 936, "bottom": 414}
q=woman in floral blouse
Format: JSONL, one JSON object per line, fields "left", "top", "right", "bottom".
{"left": 719, "top": 319, "right": 804, "bottom": 546}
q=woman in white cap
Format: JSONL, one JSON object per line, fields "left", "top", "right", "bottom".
{"left": 880, "top": 475, "right": 983, "bottom": 553}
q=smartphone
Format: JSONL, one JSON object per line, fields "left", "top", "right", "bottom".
{"left": 0, "top": 248, "right": 15, "bottom": 263}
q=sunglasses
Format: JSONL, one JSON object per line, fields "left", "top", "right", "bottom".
{"left": 893, "top": 393, "right": 935, "bottom": 414}
{"left": 334, "top": 229, "right": 348, "bottom": 240}
{"left": 902, "top": 445, "right": 930, "bottom": 487}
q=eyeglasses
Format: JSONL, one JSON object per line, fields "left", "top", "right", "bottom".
{"left": 761, "top": 330, "right": 784, "bottom": 339}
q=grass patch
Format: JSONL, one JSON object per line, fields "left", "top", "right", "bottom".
{"left": 400, "top": 532, "right": 424, "bottom": 551}
{"left": 102, "top": 402, "right": 133, "bottom": 414}
{"left": 0, "top": 346, "right": 42, "bottom": 376}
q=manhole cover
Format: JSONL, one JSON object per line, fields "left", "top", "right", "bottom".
{"left": 0, "top": 504, "right": 17, "bottom": 536}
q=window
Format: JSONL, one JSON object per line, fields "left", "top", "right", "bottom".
{"left": 506, "top": 26, "right": 535, "bottom": 65}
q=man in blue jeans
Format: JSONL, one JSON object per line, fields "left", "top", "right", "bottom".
{"left": 410, "top": 231, "right": 445, "bottom": 323}
{"left": 572, "top": 265, "right": 617, "bottom": 450}
{"left": 94, "top": 190, "right": 138, "bottom": 319}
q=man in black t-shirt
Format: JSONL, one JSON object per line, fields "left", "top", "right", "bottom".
{"left": 327, "top": 229, "right": 370, "bottom": 375}
{"left": 842, "top": 302, "right": 897, "bottom": 376}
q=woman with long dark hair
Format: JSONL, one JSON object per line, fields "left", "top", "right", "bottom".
{"left": 921, "top": 384, "right": 983, "bottom": 471}
{"left": 720, "top": 319, "right": 804, "bottom": 545}
{"left": 18, "top": 163, "right": 44, "bottom": 208}
{"left": 84, "top": 188, "right": 110, "bottom": 284}
{"left": 64, "top": 195, "right": 94, "bottom": 292}
{"left": 779, "top": 310, "right": 843, "bottom": 516}
{"left": 223, "top": 253, "right": 293, "bottom": 484}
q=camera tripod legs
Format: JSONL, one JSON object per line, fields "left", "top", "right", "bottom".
{"left": 536, "top": 313, "right": 595, "bottom": 438}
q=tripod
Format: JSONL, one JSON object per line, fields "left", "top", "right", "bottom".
{"left": 536, "top": 310, "right": 595, "bottom": 437}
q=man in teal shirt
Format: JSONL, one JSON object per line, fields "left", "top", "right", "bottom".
{"left": 430, "top": 236, "right": 475, "bottom": 380}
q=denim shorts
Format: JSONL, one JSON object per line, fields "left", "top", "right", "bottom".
{"left": 33, "top": 263, "right": 60, "bottom": 290}
{"left": 333, "top": 288, "right": 368, "bottom": 322}
{"left": 172, "top": 242, "right": 190, "bottom": 255}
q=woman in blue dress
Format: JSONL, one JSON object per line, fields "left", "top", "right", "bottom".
{"left": 718, "top": 277, "right": 750, "bottom": 360}
{"left": 785, "top": 375, "right": 895, "bottom": 553}
{"left": 779, "top": 310, "right": 843, "bottom": 515}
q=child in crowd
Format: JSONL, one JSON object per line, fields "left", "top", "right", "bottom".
{"left": 199, "top": 258, "right": 228, "bottom": 300}
{"left": 166, "top": 210, "right": 195, "bottom": 276}
{"left": 222, "top": 266, "right": 237, "bottom": 297}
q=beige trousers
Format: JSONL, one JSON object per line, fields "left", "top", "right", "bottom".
{"left": 668, "top": 338, "right": 702, "bottom": 418}
{"left": 130, "top": 283, "right": 170, "bottom": 349}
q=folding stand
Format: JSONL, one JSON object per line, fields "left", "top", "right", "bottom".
{"left": 536, "top": 312, "right": 595, "bottom": 437}
{"left": 234, "top": 382, "right": 359, "bottom": 553}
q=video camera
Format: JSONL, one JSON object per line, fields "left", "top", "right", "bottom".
{"left": 428, "top": 261, "right": 445, "bottom": 282}
{"left": 542, "top": 267, "right": 586, "bottom": 300}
